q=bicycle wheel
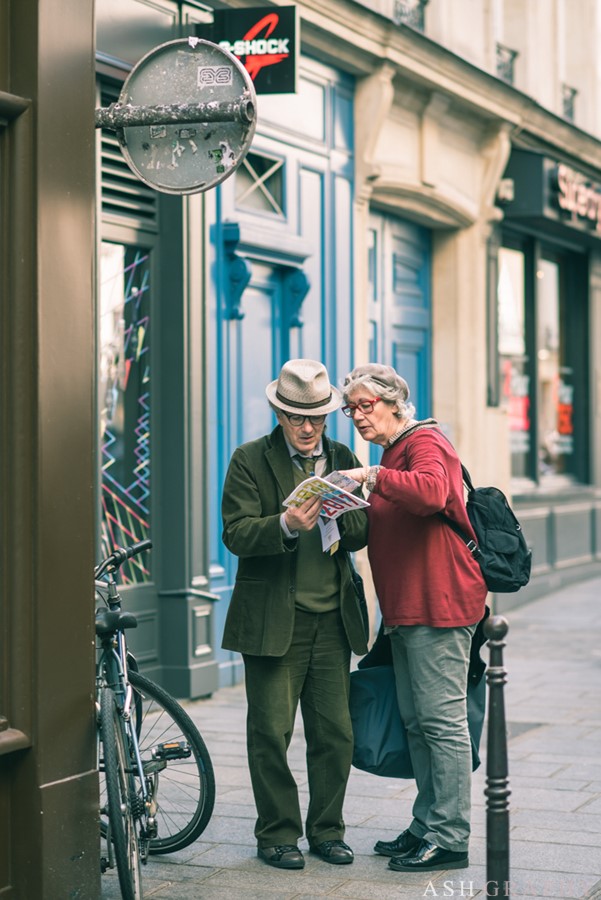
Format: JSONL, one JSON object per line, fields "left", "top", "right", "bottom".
{"left": 99, "top": 687, "right": 143, "bottom": 900}
{"left": 129, "top": 670, "right": 216, "bottom": 854}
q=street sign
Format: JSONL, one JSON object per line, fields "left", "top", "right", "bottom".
{"left": 98, "top": 38, "right": 257, "bottom": 195}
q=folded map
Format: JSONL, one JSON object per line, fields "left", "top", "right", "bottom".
{"left": 283, "top": 473, "right": 369, "bottom": 520}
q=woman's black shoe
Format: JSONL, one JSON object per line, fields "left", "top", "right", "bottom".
{"left": 374, "top": 829, "right": 421, "bottom": 857}
{"left": 389, "top": 839, "right": 468, "bottom": 871}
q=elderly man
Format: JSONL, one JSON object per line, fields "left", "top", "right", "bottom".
{"left": 222, "top": 359, "right": 368, "bottom": 870}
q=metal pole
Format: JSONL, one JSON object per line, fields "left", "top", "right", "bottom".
{"left": 484, "top": 614, "right": 510, "bottom": 899}
{"left": 95, "top": 97, "right": 255, "bottom": 130}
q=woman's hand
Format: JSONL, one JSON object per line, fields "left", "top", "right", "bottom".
{"left": 284, "top": 493, "right": 324, "bottom": 532}
{"left": 337, "top": 467, "right": 368, "bottom": 484}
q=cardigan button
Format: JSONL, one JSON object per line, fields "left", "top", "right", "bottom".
{"left": 289, "top": 586, "right": 295, "bottom": 593}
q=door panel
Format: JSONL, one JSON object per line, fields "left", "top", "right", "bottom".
{"left": 392, "top": 331, "right": 428, "bottom": 407}
{"left": 298, "top": 166, "right": 325, "bottom": 359}
{"left": 369, "top": 213, "right": 432, "bottom": 463}
{"left": 238, "top": 263, "right": 283, "bottom": 444}
{"left": 369, "top": 213, "right": 431, "bottom": 415}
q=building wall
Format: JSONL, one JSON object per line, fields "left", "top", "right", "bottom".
{"left": 352, "top": 0, "right": 601, "bottom": 138}
{"left": 0, "top": 1, "right": 99, "bottom": 896}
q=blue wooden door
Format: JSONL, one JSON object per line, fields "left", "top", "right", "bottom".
{"left": 368, "top": 213, "right": 432, "bottom": 425}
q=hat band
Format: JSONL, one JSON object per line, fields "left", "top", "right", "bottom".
{"left": 275, "top": 389, "right": 332, "bottom": 410}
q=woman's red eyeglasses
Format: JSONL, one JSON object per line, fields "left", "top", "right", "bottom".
{"left": 341, "top": 398, "right": 382, "bottom": 418}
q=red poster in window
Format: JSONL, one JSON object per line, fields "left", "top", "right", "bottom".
{"left": 502, "top": 359, "right": 530, "bottom": 431}
{"left": 557, "top": 403, "right": 573, "bottom": 435}
{"left": 508, "top": 394, "right": 530, "bottom": 432}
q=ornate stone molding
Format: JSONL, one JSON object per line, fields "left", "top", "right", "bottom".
{"left": 354, "top": 63, "right": 396, "bottom": 206}
{"left": 480, "top": 123, "right": 513, "bottom": 227}
{"left": 370, "top": 178, "right": 477, "bottom": 228}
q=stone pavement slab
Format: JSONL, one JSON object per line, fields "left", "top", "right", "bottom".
{"left": 101, "top": 576, "right": 601, "bottom": 899}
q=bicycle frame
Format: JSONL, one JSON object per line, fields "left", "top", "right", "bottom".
{"left": 95, "top": 542, "right": 157, "bottom": 890}
{"left": 95, "top": 537, "right": 214, "bottom": 895}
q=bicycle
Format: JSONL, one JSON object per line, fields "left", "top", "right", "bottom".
{"left": 95, "top": 540, "right": 216, "bottom": 899}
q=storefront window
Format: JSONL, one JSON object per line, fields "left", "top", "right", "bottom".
{"left": 536, "top": 257, "right": 573, "bottom": 478}
{"left": 498, "top": 246, "right": 531, "bottom": 479}
{"left": 497, "top": 239, "right": 587, "bottom": 488}
{"left": 99, "top": 241, "right": 152, "bottom": 584}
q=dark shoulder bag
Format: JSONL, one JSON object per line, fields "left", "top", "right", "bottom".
{"left": 349, "top": 612, "right": 488, "bottom": 779}
{"left": 345, "top": 553, "right": 369, "bottom": 642}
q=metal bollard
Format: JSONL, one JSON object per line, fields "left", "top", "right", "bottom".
{"left": 484, "top": 614, "right": 510, "bottom": 898}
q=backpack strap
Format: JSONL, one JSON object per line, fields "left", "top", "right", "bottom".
{"left": 460, "top": 464, "right": 475, "bottom": 493}
{"left": 437, "top": 509, "right": 481, "bottom": 559}
{"left": 394, "top": 420, "right": 480, "bottom": 557}
{"left": 437, "top": 458, "right": 480, "bottom": 558}
{"left": 433, "top": 451, "right": 480, "bottom": 559}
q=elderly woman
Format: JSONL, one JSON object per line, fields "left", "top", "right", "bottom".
{"left": 340, "top": 363, "right": 486, "bottom": 874}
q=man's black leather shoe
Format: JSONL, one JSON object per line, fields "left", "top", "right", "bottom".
{"left": 257, "top": 844, "right": 305, "bottom": 869}
{"left": 374, "top": 829, "right": 421, "bottom": 857}
{"left": 309, "top": 839, "right": 354, "bottom": 865}
{"left": 389, "top": 839, "right": 468, "bottom": 871}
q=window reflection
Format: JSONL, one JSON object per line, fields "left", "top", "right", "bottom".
{"left": 536, "top": 258, "right": 572, "bottom": 477}
{"left": 99, "top": 242, "right": 151, "bottom": 584}
{"left": 498, "top": 247, "right": 531, "bottom": 478}
{"left": 498, "top": 243, "right": 582, "bottom": 486}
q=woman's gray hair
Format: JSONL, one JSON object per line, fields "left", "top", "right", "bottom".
{"left": 342, "top": 364, "right": 416, "bottom": 420}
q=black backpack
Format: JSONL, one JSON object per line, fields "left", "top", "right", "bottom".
{"left": 439, "top": 465, "right": 532, "bottom": 594}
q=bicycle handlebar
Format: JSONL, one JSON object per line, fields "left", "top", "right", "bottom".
{"left": 112, "top": 539, "right": 153, "bottom": 564}
{"left": 94, "top": 539, "right": 153, "bottom": 578}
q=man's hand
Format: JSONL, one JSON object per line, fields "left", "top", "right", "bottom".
{"left": 284, "top": 494, "right": 324, "bottom": 532}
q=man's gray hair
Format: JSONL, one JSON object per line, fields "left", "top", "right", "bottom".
{"left": 343, "top": 364, "right": 416, "bottom": 420}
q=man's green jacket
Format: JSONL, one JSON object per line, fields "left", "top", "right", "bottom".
{"left": 221, "top": 425, "right": 369, "bottom": 657}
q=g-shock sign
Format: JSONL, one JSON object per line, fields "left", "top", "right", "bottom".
{"left": 197, "top": 6, "right": 298, "bottom": 94}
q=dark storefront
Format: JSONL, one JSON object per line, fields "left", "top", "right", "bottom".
{"left": 493, "top": 149, "right": 601, "bottom": 607}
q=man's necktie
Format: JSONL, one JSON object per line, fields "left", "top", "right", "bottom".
{"left": 296, "top": 455, "right": 316, "bottom": 476}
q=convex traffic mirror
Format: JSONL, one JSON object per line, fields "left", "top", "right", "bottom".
{"left": 95, "top": 38, "right": 257, "bottom": 195}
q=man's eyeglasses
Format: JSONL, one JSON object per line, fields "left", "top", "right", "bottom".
{"left": 341, "top": 398, "right": 381, "bottom": 418}
{"left": 282, "top": 411, "right": 327, "bottom": 427}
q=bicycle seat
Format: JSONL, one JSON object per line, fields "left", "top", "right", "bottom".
{"left": 95, "top": 609, "right": 138, "bottom": 635}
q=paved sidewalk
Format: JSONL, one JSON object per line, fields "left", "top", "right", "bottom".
{"left": 102, "top": 577, "right": 601, "bottom": 900}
